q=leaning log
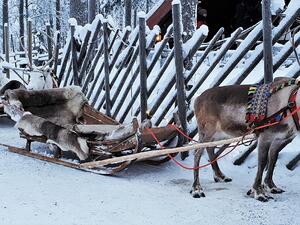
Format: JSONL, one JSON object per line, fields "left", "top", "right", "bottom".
{"left": 80, "top": 134, "right": 256, "bottom": 169}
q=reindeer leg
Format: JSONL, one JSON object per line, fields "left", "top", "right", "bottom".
{"left": 207, "top": 147, "right": 232, "bottom": 183}
{"left": 264, "top": 137, "right": 293, "bottom": 194}
{"left": 247, "top": 137, "right": 272, "bottom": 202}
{"left": 190, "top": 148, "right": 205, "bottom": 198}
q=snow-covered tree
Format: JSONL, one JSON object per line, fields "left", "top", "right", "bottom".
{"left": 181, "top": 0, "right": 198, "bottom": 42}
{"left": 124, "top": 0, "right": 132, "bottom": 27}
{"left": 70, "top": 0, "right": 87, "bottom": 25}
{"left": 88, "top": 0, "right": 96, "bottom": 23}
{"left": 19, "top": 0, "right": 25, "bottom": 50}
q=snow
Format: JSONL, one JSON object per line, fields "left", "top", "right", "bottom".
{"left": 68, "top": 18, "right": 77, "bottom": 26}
{"left": 146, "top": 0, "right": 165, "bottom": 19}
{"left": 1, "top": 117, "right": 300, "bottom": 225}
{"left": 172, "top": 0, "right": 181, "bottom": 5}
{"left": 137, "top": 11, "right": 147, "bottom": 19}
{"left": 271, "top": 0, "right": 285, "bottom": 15}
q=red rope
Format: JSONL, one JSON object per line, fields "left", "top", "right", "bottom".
{"left": 146, "top": 127, "right": 245, "bottom": 171}
{"left": 146, "top": 106, "right": 300, "bottom": 171}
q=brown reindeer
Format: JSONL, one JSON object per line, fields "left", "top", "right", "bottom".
{"left": 191, "top": 78, "right": 298, "bottom": 202}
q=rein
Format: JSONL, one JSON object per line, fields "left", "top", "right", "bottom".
{"left": 146, "top": 85, "right": 300, "bottom": 171}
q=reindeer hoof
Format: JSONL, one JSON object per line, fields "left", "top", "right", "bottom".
{"left": 271, "top": 187, "right": 285, "bottom": 194}
{"left": 247, "top": 188, "right": 273, "bottom": 202}
{"left": 263, "top": 183, "right": 285, "bottom": 194}
{"left": 190, "top": 189, "right": 206, "bottom": 198}
{"left": 257, "top": 195, "right": 269, "bottom": 202}
{"left": 214, "top": 175, "right": 232, "bottom": 183}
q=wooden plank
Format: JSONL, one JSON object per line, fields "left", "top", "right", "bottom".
{"left": 234, "top": 5, "right": 300, "bottom": 84}
{"left": 172, "top": 1, "right": 187, "bottom": 137}
{"left": 103, "top": 21, "right": 111, "bottom": 117}
{"left": 4, "top": 23, "right": 10, "bottom": 79}
{"left": 119, "top": 26, "right": 173, "bottom": 123}
{"left": 138, "top": 14, "right": 148, "bottom": 121}
{"left": 185, "top": 28, "right": 224, "bottom": 84}
{"left": 57, "top": 37, "right": 71, "bottom": 84}
{"left": 53, "top": 31, "right": 60, "bottom": 77}
{"left": 46, "top": 23, "right": 53, "bottom": 66}
{"left": 28, "top": 19, "right": 33, "bottom": 68}
{"left": 81, "top": 134, "right": 256, "bottom": 169}
{"left": 77, "top": 29, "right": 92, "bottom": 67}
{"left": 6, "top": 146, "right": 106, "bottom": 175}
{"left": 70, "top": 23, "right": 79, "bottom": 86}
{"left": 262, "top": 0, "right": 273, "bottom": 83}
{"left": 111, "top": 31, "right": 158, "bottom": 118}
{"left": 187, "top": 27, "right": 243, "bottom": 101}
{"left": 78, "top": 18, "right": 103, "bottom": 85}
{"left": 286, "top": 153, "right": 300, "bottom": 170}
{"left": 86, "top": 28, "right": 136, "bottom": 101}
{"left": 212, "top": 23, "right": 263, "bottom": 87}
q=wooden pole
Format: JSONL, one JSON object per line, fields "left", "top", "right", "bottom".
{"left": 70, "top": 23, "right": 79, "bottom": 86}
{"left": 53, "top": 31, "right": 60, "bottom": 77}
{"left": 262, "top": 0, "right": 273, "bottom": 83}
{"left": 4, "top": 23, "right": 10, "bottom": 79}
{"left": 172, "top": 1, "right": 187, "bottom": 137}
{"left": 81, "top": 134, "right": 256, "bottom": 169}
{"left": 138, "top": 13, "right": 148, "bottom": 122}
{"left": 46, "top": 23, "right": 53, "bottom": 66}
{"left": 103, "top": 21, "right": 111, "bottom": 117}
{"left": 27, "top": 19, "right": 33, "bottom": 68}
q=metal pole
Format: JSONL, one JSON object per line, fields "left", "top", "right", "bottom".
{"left": 172, "top": 1, "right": 187, "bottom": 137}
{"left": 138, "top": 13, "right": 148, "bottom": 122}
{"left": 4, "top": 23, "right": 10, "bottom": 79}
{"left": 103, "top": 21, "right": 111, "bottom": 117}
{"left": 262, "top": 0, "right": 273, "bottom": 83}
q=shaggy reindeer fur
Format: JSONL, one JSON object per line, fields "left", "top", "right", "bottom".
{"left": 17, "top": 113, "right": 89, "bottom": 160}
{"left": 192, "top": 78, "right": 297, "bottom": 202}
{"left": 5, "top": 87, "right": 90, "bottom": 160}
{"left": 5, "top": 86, "right": 87, "bottom": 127}
{"left": 0, "top": 80, "right": 26, "bottom": 95}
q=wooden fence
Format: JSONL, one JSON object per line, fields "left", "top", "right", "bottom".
{"left": 1, "top": 1, "right": 300, "bottom": 168}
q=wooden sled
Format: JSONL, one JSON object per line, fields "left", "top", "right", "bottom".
{"left": 18, "top": 103, "right": 182, "bottom": 175}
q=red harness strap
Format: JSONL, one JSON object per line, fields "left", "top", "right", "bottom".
{"left": 288, "top": 88, "right": 300, "bottom": 130}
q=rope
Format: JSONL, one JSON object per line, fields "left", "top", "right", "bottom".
{"left": 147, "top": 105, "right": 300, "bottom": 171}
{"left": 146, "top": 127, "right": 250, "bottom": 171}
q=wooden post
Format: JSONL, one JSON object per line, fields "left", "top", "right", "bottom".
{"left": 138, "top": 13, "right": 148, "bottom": 122}
{"left": 262, "top": 0, "right": 273, "bottom": 83}
{"left": 4, "top": 23, "right": 10, "bottom": 79}
{"left": 172, "top": 1, "right": 187, "bottom": 137}
{"left": 103, "top": 21, "right": 111, "bottom": 117}
{"left": 57, "top": 37, "right": 71, "bottom": 84}
{"left": 70, "top": 22, "right": 79, "bottom": 86}
{"left": 27, "top": 19, "right": 33, "bottom": 68}
{"left": 133, "top": 9, "right": 137, "bottom": 28}
{"left": 46, "top": 23, "right": 53, "bottom": 65}
{"left": 53, "top": 31, "right": 60, "bottom": 77}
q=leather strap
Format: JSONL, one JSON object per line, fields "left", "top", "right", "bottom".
{"left": 288, "top": 88, "right": 300, "bottom": 130}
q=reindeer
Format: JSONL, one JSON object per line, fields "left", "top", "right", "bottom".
{"left": 191, "top": 78, "right": 298, "bottom": 202}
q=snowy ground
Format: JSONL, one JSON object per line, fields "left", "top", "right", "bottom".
{"left": 1, "top": 117, "right": 300, "bottom": 225}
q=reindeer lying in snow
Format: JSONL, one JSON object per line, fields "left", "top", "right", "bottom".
{"left": 191, "top": 78, "right": 299, "bottom": 202}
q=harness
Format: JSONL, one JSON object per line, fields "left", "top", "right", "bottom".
{"left": 246, "top": 79, "right": 300, "bottom": 131}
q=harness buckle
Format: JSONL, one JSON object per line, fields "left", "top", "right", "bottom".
{"left": 288, "top": 101, "right": 295, "bottom": 108}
